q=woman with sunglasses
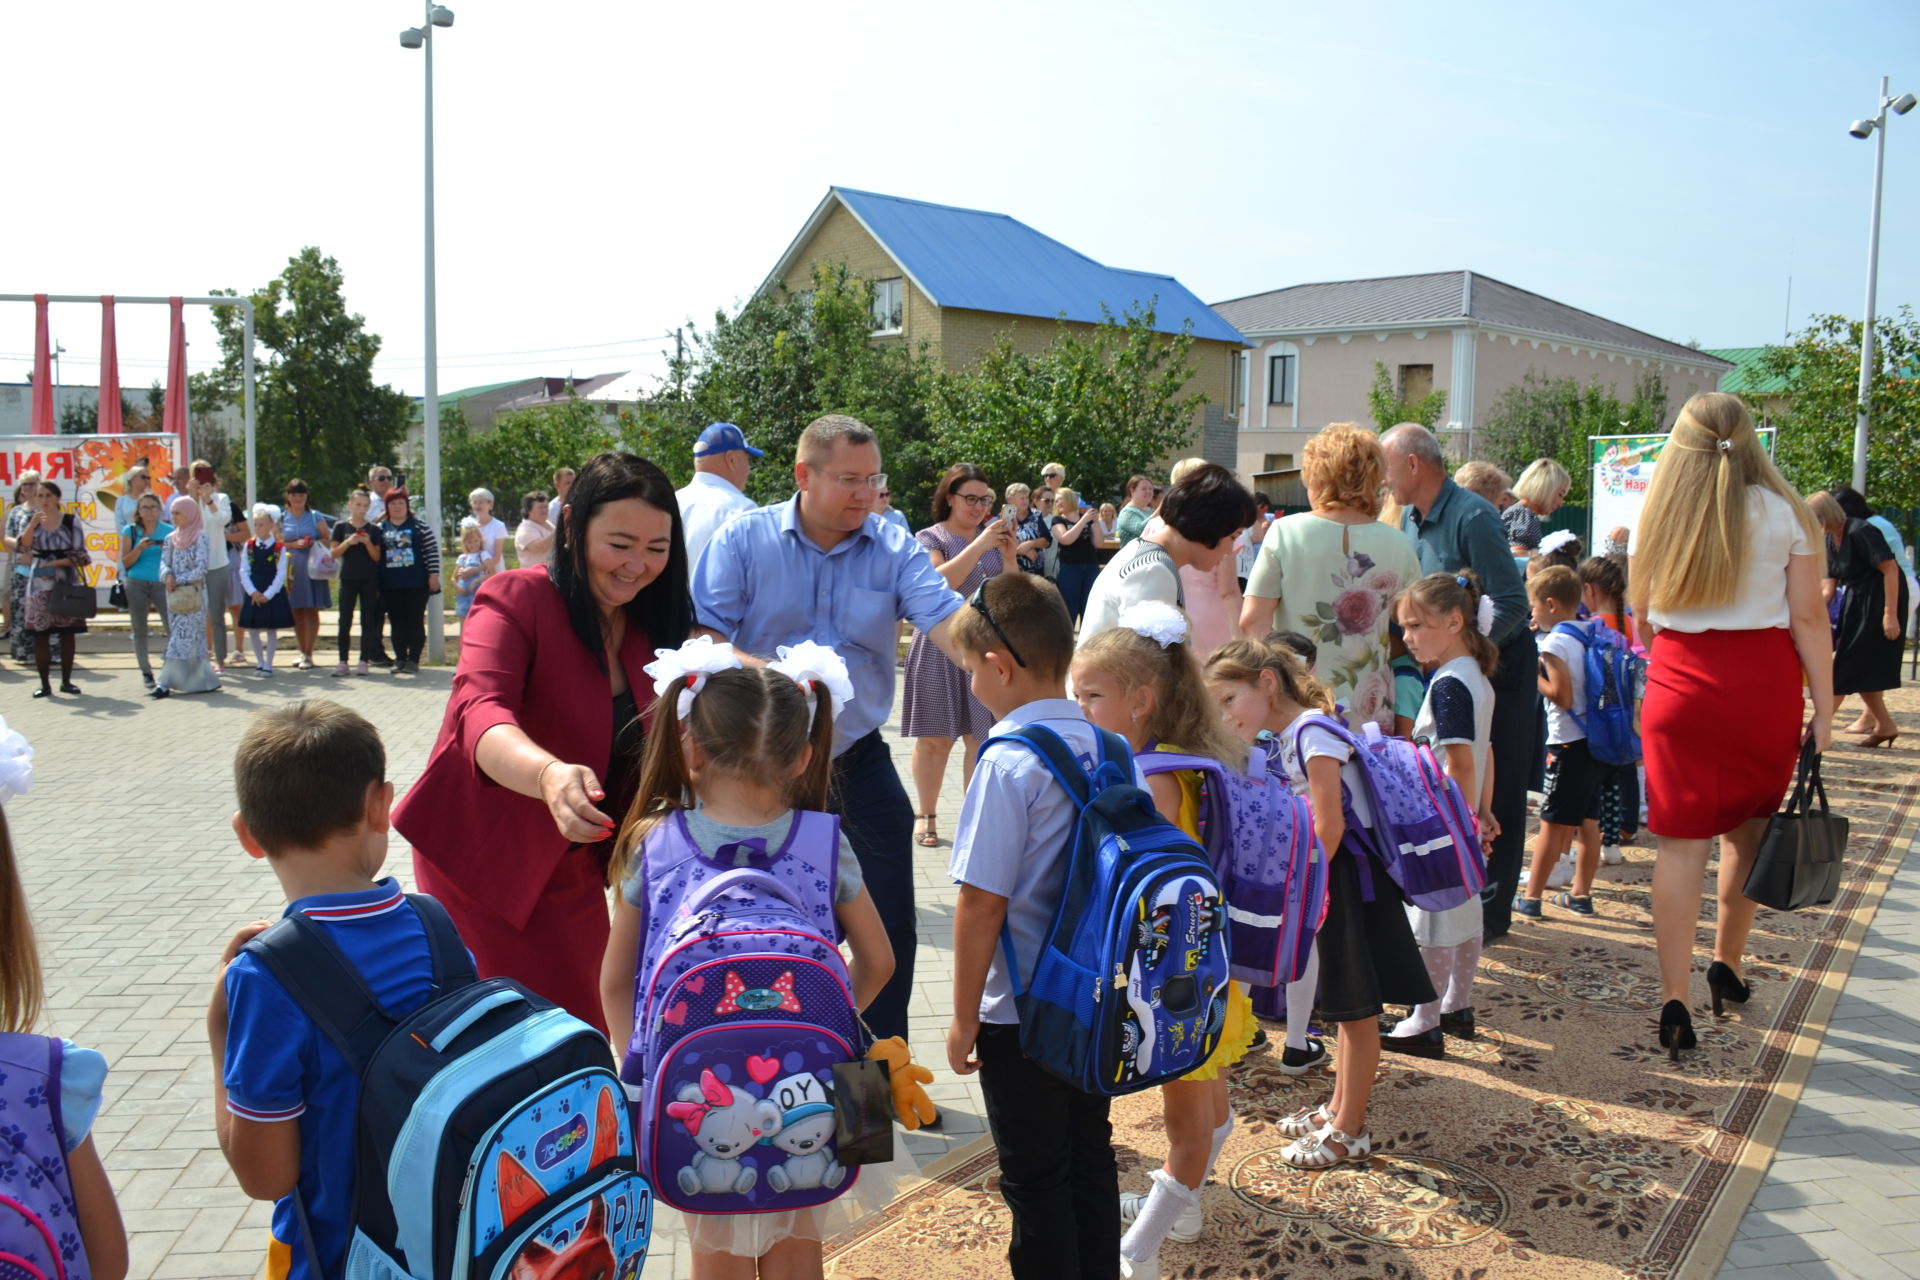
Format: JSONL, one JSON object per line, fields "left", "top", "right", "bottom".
{"left": 902, "top": 463, "right": 1018, "bottom": 847}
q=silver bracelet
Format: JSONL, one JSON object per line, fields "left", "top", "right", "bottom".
{"left": 536, "top": 759, "right": 564, "bottom": 794}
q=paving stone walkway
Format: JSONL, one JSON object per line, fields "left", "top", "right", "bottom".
{"left": 3, "top": 636, "right": 1914, "bottom": 1279}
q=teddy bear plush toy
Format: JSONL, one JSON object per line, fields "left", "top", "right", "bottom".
{"left": 866, "top": 1036, "right": 936, "bottom": 1131}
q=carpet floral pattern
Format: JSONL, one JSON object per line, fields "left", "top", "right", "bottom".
{"left": 824, "top": 717, "right": 1917, "bottom": 1279}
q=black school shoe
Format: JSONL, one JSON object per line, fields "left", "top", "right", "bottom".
{"left": 1377, "top": 1026, "right": 1447, "bottom": 1058}
{"left": 1439, "top": 1008, "right": 1476, "bottom": 1040}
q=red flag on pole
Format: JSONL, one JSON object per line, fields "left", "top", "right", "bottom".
{"left": 30, "top": 294, "right": 54, "bottom": 435}
{"left": 98, "top": 296, "right": 123, "bottom": 435}
{"left": 162, "top": 297, "right": 188, "bottom": 459}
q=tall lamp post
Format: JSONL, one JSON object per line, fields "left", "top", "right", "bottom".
{"left": 1846, "top": 76, "right": 1916, "bottom": 495}
{"left": 401, "top": 2, "right": 454, "bottom": 663}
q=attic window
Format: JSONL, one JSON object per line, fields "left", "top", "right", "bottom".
{"left": 871, "top": 278, "right": 904, "bottom": 334}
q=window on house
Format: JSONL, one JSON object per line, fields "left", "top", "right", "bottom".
{"left": 871, "top": 278, "right": 904, "bottom": 334}
{"left": 1263, "top": 453, "right": 1294, "bottom": 472}
{"left": 1268, "top": 354, "right": 1296, "bottom": 405}
{"left": 1228, "top": 353, "right": 1244, "bottom": 416}
{"left": 1400, "top": 364, "right": 1434, "bottom": 401}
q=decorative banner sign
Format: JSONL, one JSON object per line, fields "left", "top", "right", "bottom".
{"left": 1589, "top": 430, "right": 1775, "bottom": 547}
{"left": 1, "top": 433, "right": 185, "bottom": 598}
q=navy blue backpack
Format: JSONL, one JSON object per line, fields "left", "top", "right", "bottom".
{"left": 982, "top": 726, "right": 1232, "bottom": 1096}
{"left": 1552, "top": 619, "right": 1646, "bottom": 766}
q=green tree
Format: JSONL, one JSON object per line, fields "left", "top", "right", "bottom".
{"left": 1366, "top": 361, "right": 1448, "bottom": 431}
{"left": 1477, "top": 369, "right": 1666, "bottom": 508}
{"left": 925, "top": 305, "right": 1207, "bottom": 519}
{"left": 204, "top": 248, "right": 413, "bottom": 509}
{"left": 1756, "top": 308, "right": 1920, "bottom": 529}
{"left": 672, "top": 262, "right": 940, "bottom": 510}
{"left": 441, "top": 394, "right": 617, "bottom": 534}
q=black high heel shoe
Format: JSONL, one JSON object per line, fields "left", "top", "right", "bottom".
{"left": 1658, "top": 1000, "right": 1696, "bottom": 1062}
{"left": 1706, "top": 962, "right": 1751, "bottom": 1017}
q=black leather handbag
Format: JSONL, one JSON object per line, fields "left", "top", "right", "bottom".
{"left": 1743, "top": 742, "right": 1847, "bottom": 911}
{"left": 47, "top": 580, "right": 98, "bottom": 620}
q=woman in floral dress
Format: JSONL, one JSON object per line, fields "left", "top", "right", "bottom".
{"left": 1240, "top": 423, "right": 1419, "bottom": 732}
{"left": 152, "top": 495, "right": 221, "bottom": 698}
{"left": 18, "top": 480, "right": 92, "bottom": 697}
{"left": 6, "top": 473, "right": 61, "bottom": 668}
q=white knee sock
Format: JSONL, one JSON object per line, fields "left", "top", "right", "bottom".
{"left": 1202, "top": 1114, "right": 1234, "bottom": 1183}
{"left": 1285, "top": 945, "right": 1321, "bottom": 1051}
{"left": 1443, "top": 936, "right": 1483, "bottom": 1013}
{"left": 1120, "top": 1167, "right": 1201, "bottom": 1262}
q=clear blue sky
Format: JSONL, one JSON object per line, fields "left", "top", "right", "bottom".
{"left": 2, "top": 0, "right": 1914, "bottom": 400}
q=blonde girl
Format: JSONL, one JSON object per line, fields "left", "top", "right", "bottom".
{"left": 1, "top": 740, "right": 130, "bottom": 1280}
{"left": 1204, "top": 639, "right": 1436, "bottom": 1168}
{"left": 1071, "top": 607, "right": 1255, "bottom": 1278}
{"left": 1379, "top": 574, "right": 1498, "bottom": 1055}
{"left": 599, "top": 647, "right": 896, "bottom": 1280}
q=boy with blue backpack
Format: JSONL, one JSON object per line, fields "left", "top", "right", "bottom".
{"left": 209, "top": 701, "right": 647, "bottom": 1280}
{"left": 946, "top": 574, "right": 1145, "bottom": 1280}
{"left": 1517, "top": 566, "right": 1631, "bottom": 917}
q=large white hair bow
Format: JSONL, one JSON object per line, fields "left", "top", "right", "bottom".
{"left": 1118, "top": 600, "right": 1189, "bottom": 648}
{"left": 768, "top": 641, "right": 855, "bottom": 719}
{"left": 0, "top": 716, "right": 33, "bottom": 806}
{"left": 1538, "top": 529, "right": 1579, "bottom": 556}
{"left": 644, "top": 636, "right": 744, "bottom": 719}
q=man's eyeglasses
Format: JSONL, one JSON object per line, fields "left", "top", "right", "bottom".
{"left": 828, "top": 472, "right": 886, "bottom": 492}
{"left": 969, "top": 582, "right": 1026, "bottom": 668}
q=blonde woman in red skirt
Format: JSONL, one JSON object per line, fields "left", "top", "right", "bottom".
{"left": 1628, "top": 392, "right": 1833, "bottom": 1061}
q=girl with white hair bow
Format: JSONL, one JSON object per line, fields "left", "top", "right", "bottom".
{"left": 237, "top": 503, "right": 294, "bottom": 674}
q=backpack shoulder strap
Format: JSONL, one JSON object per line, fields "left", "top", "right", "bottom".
{"left": 1551, "top": 620, "right": 1591, "bottom": 645}
{"left": 408, "top": 893, "right": 479, "bottom": 988}
{"left": 243, "top": 916, "right": 393, "bottom": 1075}
{"left": 982, "top": 724, "right": 1096, "bottom": 808}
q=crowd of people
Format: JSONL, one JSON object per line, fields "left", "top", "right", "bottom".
{"left": 0, "top": 392, "right": 1908, "bottom": 1280}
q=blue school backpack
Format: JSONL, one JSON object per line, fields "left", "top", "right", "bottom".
{"left": 982, "top": 725, "right": 1232, "bottom": 1096}
{"left": 1289, "top": 713, "right": 1487, "bottom": 912}
{"left": 1552, "top": 619, "right": 1646, "bottom": 767}
{"left": 1134, "top": 740, "right": 1327, "bottom": 987}
{"left": 243, "top": 894, "right": 651, "bottom": 1280}
{"left": 623, "top": 810, "right": 865, "bottom": 1217}
{"left": 0, "top": 1034, "right": 92, "bottom": 1280}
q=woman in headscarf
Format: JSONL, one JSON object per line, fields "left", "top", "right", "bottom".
{"left": 153, "top": 495, "right": 222, "bottom": 698}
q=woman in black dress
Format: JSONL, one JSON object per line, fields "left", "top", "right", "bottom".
{"left": 1813, "top": 491, "right": 1907, "bottom": 747}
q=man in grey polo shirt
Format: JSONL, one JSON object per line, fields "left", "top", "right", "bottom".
{"left": 1383, "top": 423, "right": 1538, "bottom": 941}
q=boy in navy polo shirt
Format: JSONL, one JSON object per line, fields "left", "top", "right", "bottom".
{"left": 207, "top": 701, "right": 444, "bottom": 1280}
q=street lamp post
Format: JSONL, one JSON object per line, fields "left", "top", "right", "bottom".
{"left": 401, "top": 2, "right": 454, "bottom": 663}
{"left": 1846, "top": 76, "right": 1916, "bottom": 496}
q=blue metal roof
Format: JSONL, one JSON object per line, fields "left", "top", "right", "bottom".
{"left": 825, "top": 187, "right": 1246, "bottom": 346}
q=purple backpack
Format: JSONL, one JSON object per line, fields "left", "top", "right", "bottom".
{"left": 1290, "top": 713, "right": 1487, "bottom": 912}
{"left": 0, "top": 1034, "right": 90, "bottom": 1280}
{"left": 620, "top": 810, "right": 863, "bottom": 1216}
{"left": 1134, "top": 742, "right": 1327, "bottom": 986}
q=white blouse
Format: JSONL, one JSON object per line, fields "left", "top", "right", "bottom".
{"left": 1634, "top": 486, "right": 1813, "bottom": 633}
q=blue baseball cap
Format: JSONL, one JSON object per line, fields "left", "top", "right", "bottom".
{"left": 694, "top": 422, "right": 764, "bottom": 459}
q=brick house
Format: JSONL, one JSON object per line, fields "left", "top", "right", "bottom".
{"left": 761, "top": 187, "right": 1249, "bottom": 462}
{"left": 1211, "top": 271, "right": 1734, "bottom": 480}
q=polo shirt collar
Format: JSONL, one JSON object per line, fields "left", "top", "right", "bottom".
{"left": 989, "top": 697, "right": 1084, "bottom": 735}
{"left": 1411, "top": 477, "right": 1461, "bottom": 528}
{"left": 286, "top": 876, "right": 407, "bottom": 921}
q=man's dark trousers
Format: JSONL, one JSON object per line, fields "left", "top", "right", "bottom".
{"left": 1483, "top": 626, "right": 1541, "bottom": 937}
{"left": 829, "top": 729, "right": 916, "bottom": 1041}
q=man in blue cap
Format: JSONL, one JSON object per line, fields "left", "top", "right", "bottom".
{"left": 676, "top": 421, "right": 763, "bottom": 570}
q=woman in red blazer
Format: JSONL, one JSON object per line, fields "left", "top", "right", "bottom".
{"left": 395, "top": 453, "right": 693, "bottom": 1031}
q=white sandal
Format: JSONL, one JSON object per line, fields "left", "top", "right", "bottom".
{"left": 1280, "top": 1125, "right": 1372, "bottom": 1168}
{"left": 1277, "top": 1103, "right": 1334, "bottom": 1139}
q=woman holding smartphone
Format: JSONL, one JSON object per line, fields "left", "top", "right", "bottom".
{"left": 900, "top": 463, "right": 1016, "bottom": 847}
{"left": 119, "top": 492, "right": 173, "bottom": 687}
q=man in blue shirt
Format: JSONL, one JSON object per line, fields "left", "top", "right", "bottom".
{"left": 1383, "top": 423, "right": 1540, "bottom": 941}
{"left": 692, "top": 414, "right": 965, "bottom": 1040}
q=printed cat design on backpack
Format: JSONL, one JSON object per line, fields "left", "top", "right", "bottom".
{"left": 504, "top": 1197, "right": 641, "bottom": 1280}
{"left": 626, "top": 811, "right": 865, "bottom": 1214}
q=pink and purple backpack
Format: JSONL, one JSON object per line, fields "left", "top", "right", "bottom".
{"left": 1289, "top": 713, "right": 1487, "bottom": 912}
{"left": 0, "top": 1033, "right": 90, "bottom": 1280}
{"left": 1134, "top": 741, "right": 1327, "bottom": 987}
{"left": 620, "top": 810, "right": 864, "bottom": 1216}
